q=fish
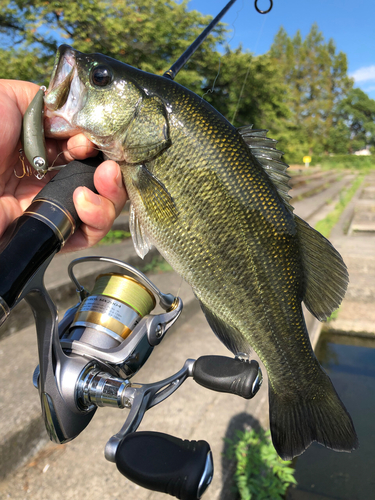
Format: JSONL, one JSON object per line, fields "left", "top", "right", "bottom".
{"left": 44, "top": 44, "right": 358, "bottom": 460}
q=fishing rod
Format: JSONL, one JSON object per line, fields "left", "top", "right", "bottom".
{"left": 164, "top": 0, "right": 273, "bottom": 80}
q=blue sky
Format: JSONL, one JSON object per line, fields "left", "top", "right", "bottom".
{"left": 184, "top": 0, "right": 375, "bottom": 100}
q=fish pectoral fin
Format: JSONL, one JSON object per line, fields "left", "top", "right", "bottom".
{"left": 129, "top": 203, "right": 153, "bottom": 259}
{"left": 123, "top": 95, "right": 171, "bottom": 164}
{"left": 199, "top": 300, "right": 249, "bottom": 355}
{"left": 269, "top": 371, "right": 358, "bottom": 460}
{"left": 132, "top": 165, "right": 178, "bottom": 224}
{"left": 295, "top": 215, "right": 348, "bottom": 321}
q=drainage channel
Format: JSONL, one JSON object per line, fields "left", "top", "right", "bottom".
{"left": 288, "top": 331, "right": 375, "bottom": 500}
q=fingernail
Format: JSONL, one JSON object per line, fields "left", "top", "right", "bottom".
{"left": 80, "top": 187, "right": 102, "bottom": 206}
{"left": 115, "top": 168, "right": 123, "bottom": 188}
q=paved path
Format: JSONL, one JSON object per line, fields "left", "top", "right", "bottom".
{"left": 325, "top": 173, "right": 375, "bottom": 335}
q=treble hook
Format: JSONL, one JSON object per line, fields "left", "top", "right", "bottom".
{"left": 255, "top": 0, "right": 273, "bottom": 14}
{"left": 14, "top": 149, "right": 33, "bottom": 179}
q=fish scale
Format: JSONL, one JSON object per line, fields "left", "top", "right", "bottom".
{"left": 44, "top": 45, "right": 358, "bottom": 460}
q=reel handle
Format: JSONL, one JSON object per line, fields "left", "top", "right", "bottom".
{"left": 193, "top": 355, "right": 262, "bottom": 399}
{"left": 115, "top": 432, "right": 213, "bottom": 500}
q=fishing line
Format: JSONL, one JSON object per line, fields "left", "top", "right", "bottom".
{"left": 226, "top": 0, "right": 245, "bottom": 46}
{"left": 47, "top": 145, "right": 109, "bottom": 173}
{"left": 201, "top": 58, "right": 222, "bottom": 100}
{"left": 176, "top": 276, "right": 184, "bottom": 300}
{"left": 231, "top": 11, "right": 267, "bottom": 124}
{"left": 201, "top": 0, "right": 245, "bottom": 101}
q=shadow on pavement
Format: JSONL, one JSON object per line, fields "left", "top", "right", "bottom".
{"left": 219, "top": 412, "right": 262, "bottom": 500}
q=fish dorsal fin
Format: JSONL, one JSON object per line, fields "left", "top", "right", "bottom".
{"left": 129, "top": 203, "right": 153, "bottom": 259}
{"left": 238, "top": 125, "right": 293, "bottom": 212}
{"left": 294, "top": 215, "right": 349, "bottom": 321}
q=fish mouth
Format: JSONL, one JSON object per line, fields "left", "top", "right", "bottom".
{"left": 44, "top": 45, "right": 85, "bottom": 137}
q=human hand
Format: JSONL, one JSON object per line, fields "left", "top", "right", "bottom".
{"left": 0, "top": 80, "right": 127, "bottom": 252}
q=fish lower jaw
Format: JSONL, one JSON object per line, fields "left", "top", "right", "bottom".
{"left": 44, "top": 111, "right": 79, "bottom": 138}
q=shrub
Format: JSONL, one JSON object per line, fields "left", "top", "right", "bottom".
{"left": 226, "top": 428, "right": 297, "bottom": 500}
{"left": 311, "top": 154, "right": 375, "bottom": 170}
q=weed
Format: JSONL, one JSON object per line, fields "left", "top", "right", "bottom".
{"left": 97, "top": 230, "right": 131, "bottom": 245}
{"left": 140, "top": 255, "right": 173, "bottom": 273}
{"left": 325, "top": 306, "right": 341, "bottom": 322}
{"left": 226, "top": 428, "right": 297, "bottom": 500}
{"left": 315, "top": 176, "right": 365, "bottom": 238}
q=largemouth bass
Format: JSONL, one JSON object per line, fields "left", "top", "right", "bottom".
{"left": 44, "top": 45, "right": 358, "bottom": 460}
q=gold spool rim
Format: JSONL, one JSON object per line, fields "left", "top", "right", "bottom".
{"left": 95, "top": 273, "right": 156, "bottom": 308}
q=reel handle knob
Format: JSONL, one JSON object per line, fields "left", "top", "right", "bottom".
{"left": 193, "top": 355, "right": 262, "bottom": 399}
{"left": 115, "top": 431, "right": 213, "bottom": 500}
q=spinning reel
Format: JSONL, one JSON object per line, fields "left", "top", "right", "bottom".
{"left": 0, "top": 186, "right": 262, "bottom": 499}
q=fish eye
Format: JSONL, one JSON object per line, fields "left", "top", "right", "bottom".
{"left": 90, "top": 65, "right": 113, "bottom": 87}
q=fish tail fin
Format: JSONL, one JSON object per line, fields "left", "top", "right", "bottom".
{"left": 269, "top": 372, "right": 358, "bottom": 460}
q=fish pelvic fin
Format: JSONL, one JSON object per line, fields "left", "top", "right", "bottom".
{"left": 295, "top": 215, "right": 349, "bottom": 321}
{"left": 129, "top": 203, "right": 153, "bottom": 259}
{"left": 198, "top": 300, "right": 249, "bottom": 355}
{"left": 131, "top": 165, "right": 178, "bottom": 223}
{"left": 269, "top": 373, "right": 358, "bottom": 461}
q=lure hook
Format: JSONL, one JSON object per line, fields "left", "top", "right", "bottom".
{"left": 255, "top": 0, "right": 273, "bottom": 14}
{"left": 14, "top": 149, "right": 33, "bottom": 179}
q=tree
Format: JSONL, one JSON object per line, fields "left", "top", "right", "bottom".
{"left": 0, "top": 0, "right": 226, "bottom": 94}
{"left": 0, "top": 0, "right": 290, "bottom": 134}
{"left": 202, "top": 46, "right": 290, "bottom": 131}
{"left": 337, "top": 88, "right": 375, "bottom": 153}
{"left": 269, "top": 24, "right": 354, "bottom": 158}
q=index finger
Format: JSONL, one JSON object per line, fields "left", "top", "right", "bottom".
{"left": 46, "top": 133, "right": 98, "bottom": 168}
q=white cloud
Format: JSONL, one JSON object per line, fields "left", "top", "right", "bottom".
{"left": 350, "top": 65, "right": 375, "bottom": 83}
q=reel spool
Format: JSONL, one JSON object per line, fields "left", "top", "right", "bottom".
{"left": 68, "top": 273, "right": 156, "bottom": 349}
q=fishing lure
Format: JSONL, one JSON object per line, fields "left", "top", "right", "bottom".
{"left": 20, "top": 86, "right": 49, "bottom": 179}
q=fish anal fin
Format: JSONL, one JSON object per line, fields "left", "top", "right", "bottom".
{"left": 295, "top": 215, "right": 348, "bottom": 321}
{"left": 269, "top": 373, "right": 358, "bottom": 460}
{"left": 199, "top": 300, "right": 249, "bottom": 355}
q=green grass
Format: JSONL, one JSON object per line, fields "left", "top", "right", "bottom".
{"left": 226, "top": 428, "right": 297, "bottom": 500}
{"left": 97, "top": 229, "right": 131, "bottom": 245}
{"left": 325, "top": 306, "right": 341, "bottom": 323}
{"left": 314, "top": 175, "right": 365, "bottom": 238}
{"left": 311, "top": 154, "right": 375, "bottom": 171}
{"left": 140, "top": 255, "right": 173, "bottom": 273}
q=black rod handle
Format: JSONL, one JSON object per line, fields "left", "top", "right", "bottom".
{"left": 0, "top": 157, "right": 101, "bottom": 322}
{"left": 33, "top": 156, "right": 100, "bottom": 226}
{"left": 193, "top": 355, "right": 262, "bottom": 399}
{"left": 116, "top": 432, "right": 213, "bottom": 500}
